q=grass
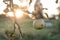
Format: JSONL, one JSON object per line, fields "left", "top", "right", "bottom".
{"left": 0, "top": 17, "right": 60, "bottom": 40}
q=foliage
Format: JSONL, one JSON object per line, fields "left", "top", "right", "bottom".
{"left": 0, "top": 17, "right": 60, "bottom": 40}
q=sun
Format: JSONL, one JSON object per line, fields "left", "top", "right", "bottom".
{"left": 15, "top": 9, "right": 24, "bottom": 18}
{"left": 6, "top": 9, "right": 24, "bottom": 18}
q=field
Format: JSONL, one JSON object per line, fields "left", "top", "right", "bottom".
{"left": 0, "top": 17, "right": 60, "bottom": 40}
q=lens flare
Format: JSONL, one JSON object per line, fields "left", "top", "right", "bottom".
{"left": 6, "top": 9, "right": 24, "bottom": 18}
{"left": 15, "top": 10, "right": 24, "bottom": 18}
{"left": 7, "top": 12, "right": 14, "bottom": 17}
{"left": 0, "top": 0, "right": 60, "bottom": 18}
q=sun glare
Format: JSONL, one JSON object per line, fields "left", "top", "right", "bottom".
{"left": 0, "top": 0, "right": 60, "bottom": 18}
{"left": 7, "top": 12, "right": 14, "bottom": 17}
{"left": 6, "top": 10, "right": 24, "bottom": 18}
{"left": 15, "top": 10, "right": 24, "bottom": 18}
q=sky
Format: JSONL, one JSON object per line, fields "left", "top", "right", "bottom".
{"left": 40, "top": 0, "right": 60, "bottom": 17}
{"left": 0, "top": 0, "right": 30, "bottom": 13}
{"left": 0, "top": 0, "right": 60, "bottom": 17}
{"left": 0, "top": 0, "right": 7, "bottom": 13}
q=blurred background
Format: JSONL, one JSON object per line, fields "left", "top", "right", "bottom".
{"left": 0, "top": 0, "right": 60, "bottom": 40}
